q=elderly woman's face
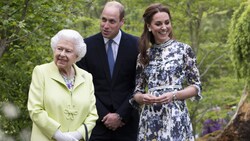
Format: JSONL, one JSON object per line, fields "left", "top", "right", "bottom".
{"left": 54, "top": 40, "right": 77, "bottom": 70}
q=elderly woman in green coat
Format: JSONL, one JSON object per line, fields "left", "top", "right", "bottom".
{"left": 27, "top": 29, "right": 98, "bottom": 141}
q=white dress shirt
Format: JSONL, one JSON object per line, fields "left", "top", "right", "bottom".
{"left": 104, "top": 30, "right": 121, "bottom": 61}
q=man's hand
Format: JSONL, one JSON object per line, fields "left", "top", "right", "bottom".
{"left": 102, "top": 113, "right": 125, "bottom": 131}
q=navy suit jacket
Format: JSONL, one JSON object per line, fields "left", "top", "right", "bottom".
{"left": 77, "top": 31, "right": 139, "bottom": 139}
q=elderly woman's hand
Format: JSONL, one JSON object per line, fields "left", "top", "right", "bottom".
{"left": 65, "top": 131, "right": 82, "bottom": 140}
{"left": 53, "top": 129, "right": 78, "bottom": 141}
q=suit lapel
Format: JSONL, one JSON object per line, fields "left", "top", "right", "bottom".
{"left": 48, "top": 62, "right": 68, "bottom": 88}
{"left": 95, "top": 34, "right": 112, "bottom": 81}
{"left": 72, "top": 64, "right": 86, "bottom": 89}
{"left": 95, "top": 32, "right": 129, "bottom": 83}
{"left": 112, "top": 32, "right": 128, "bottom": 82}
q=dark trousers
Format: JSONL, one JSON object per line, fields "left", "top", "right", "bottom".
{"left": 90, "top": 118, "right": 138, "bottom": 141}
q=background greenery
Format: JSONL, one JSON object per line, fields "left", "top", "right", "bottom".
{"left": 0, "top": 0, "right": 248, "bottom": 140}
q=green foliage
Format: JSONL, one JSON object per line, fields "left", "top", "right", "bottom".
{"left": 0, "top": 46, "right": 53, "bottom": 141}
{"left": 188, "top": 76, "right": 244, "bottom": 136}
{"left": 0, "top": 0, "right": 89, "bottom": 140}
{"left": 72, "top": 16, "right": 100, "bottom": 38}
{"left": 228, "top": 1, "right": 250, "bottom": 82}
{"left": 0, "top": 44, "right": 52, "bottom": 140}
{"left": 0, "top": 0, "right": 248, "bottom": 140}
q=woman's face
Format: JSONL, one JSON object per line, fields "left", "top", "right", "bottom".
{"left": 54, "top": 40, "right": 77, "bottom": 70}
{"left": 148, "top": 12, "right": 172, "bottom": 44}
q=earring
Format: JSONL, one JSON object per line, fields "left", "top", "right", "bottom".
{"left": 148, "top": 28, "right": 151, "bottom": 32}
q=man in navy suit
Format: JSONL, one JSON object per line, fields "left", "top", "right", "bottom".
{"left": 76, "top": 1, "right": 139, "bottom": 141}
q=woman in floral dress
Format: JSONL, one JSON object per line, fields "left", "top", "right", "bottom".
{"left": 129, "top": 3, "right": 202, "bottom": 141}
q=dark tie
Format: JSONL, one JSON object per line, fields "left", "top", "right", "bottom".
{"left": 107, "top": 39, "right": 114, "bottom": 77}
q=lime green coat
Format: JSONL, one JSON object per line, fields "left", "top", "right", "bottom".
{"left": 27, "top": 62, "right": 98, "bottom": 141}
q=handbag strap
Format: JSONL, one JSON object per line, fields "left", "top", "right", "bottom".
{"left": 83, "top": 123, "right": 88, "bottom": 141}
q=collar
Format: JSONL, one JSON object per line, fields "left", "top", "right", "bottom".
{"left": 49, "top": 62, "right": 86, "bottom": 89}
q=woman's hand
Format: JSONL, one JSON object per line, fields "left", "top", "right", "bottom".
{"left": 53, "top": 129, "right": 78, "bottom": 141}
{"left": 134, "top": 93, "right": 158, "bottom": 105}
{"left": 142, "top": 94, "right": 159, "bottom": 105}
{"left": 156, "top": 92, "right": 174, "bottom": 104}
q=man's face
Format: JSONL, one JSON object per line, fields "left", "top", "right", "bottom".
{"left": 100, "top": 6, "right": 124, "bottom": 39}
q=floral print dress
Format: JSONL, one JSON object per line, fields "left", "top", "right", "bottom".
{"left": 131, "top": 39, "right": 202, "bottom": 141}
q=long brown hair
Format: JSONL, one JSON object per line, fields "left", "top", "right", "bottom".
{"left": 139, "top": 3, "right": 173, "bottom": 66}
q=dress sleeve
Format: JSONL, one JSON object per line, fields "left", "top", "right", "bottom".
{"left": 77, "top": 75, "right": 98, "bottom": 139}
{"left": 183, "top": 45, "right": 202, "bottom": 101}
{"left": 27, "top": 66, "right": 60, "bottom": 138}
{"left": 129, "top": 54, "right": 147, "bottom": 110}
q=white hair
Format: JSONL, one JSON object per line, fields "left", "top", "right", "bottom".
{"left": 51, "top": 29, "right": 86, "bottom": 62}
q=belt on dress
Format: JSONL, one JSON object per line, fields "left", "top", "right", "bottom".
{"left": 148, "top": 85, "right": 182, "bottom": 92}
